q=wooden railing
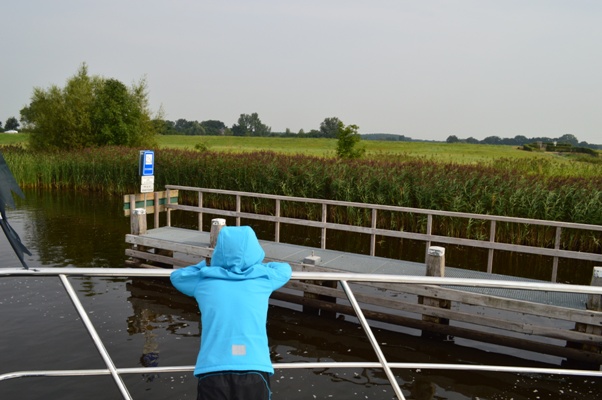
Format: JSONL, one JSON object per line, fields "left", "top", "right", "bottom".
{"left": 160, "top": 186, "right": 602, "bottom": 282}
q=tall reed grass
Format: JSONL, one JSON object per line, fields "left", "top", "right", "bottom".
{"left": 3, "top": 145, "right": 601, "bottom": 251}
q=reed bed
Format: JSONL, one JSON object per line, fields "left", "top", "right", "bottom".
{"left": 3, "top": 145, "right": 601, "bottom": 252}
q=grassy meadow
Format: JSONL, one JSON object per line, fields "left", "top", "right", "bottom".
{"left": 154, "top": 134, "right": 575, "bottom": 165}
{"left": 3, "top": 132, "right": 599, "bottom": 165}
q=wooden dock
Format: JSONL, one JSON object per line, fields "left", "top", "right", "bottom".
{"left": 124, "top": 188, "right": 602, "bottom": 368}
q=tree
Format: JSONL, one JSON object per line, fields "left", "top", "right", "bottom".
{"left": 174, "top": 119, "right": 205, "bottom": 135}
{"left": 0, "top": 121, "right": 3, "bottom": 132}
{"left": 5, "top": 117, "right": 19, "bottom": 131}
{"left": 446, "top": 135, "right": 460, "bottom": 143}
{"left": 153, "top": 119, "right": 178, "bottom": 135}
{"left": 21, "top": 63, "right": 157, "bottom": 151}
{"left": 201, "top": 120, "right": 227, "bottom": 136}
{"left": 231, "top": 113, "right": 271, "bottom": 136}
{"left": 91, "top": 78, "right": 149, "bottom": 145}
{"left": 336, "top": 121, "right": 365, "bottom": 159}
{"left": 320, "top": 117, "right": 341, "bottom": 138}
{"left": 482, "top": 136, "right": 502, "bottom": 145}
{"left": 557, "top": 134, "right": 578, "bottom": 146}
{"left": 513, "top": 135, "right": 529, "bottom": 145}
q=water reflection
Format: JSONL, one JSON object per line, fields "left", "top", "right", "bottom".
{"left": 18, "top": 189, "right": 129, "bottom": 268}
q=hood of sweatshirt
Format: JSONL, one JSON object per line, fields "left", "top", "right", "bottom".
{"left": 209, "top": 226, "right": 266, "bottom": 274}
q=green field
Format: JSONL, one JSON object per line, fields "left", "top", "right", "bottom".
{"left": 3, "top": 133, "right": 599, "bottom": 178}
{"left": 153, "top": 135, "right": 564, "bottom": 164}
{"left": 0, "top": 133, "right": 30, "bottom": 146}
{"left": 2, "top": 132, "right": 593, "bottom": 163}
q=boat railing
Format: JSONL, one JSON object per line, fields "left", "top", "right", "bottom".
{"left": 2, "top": 267, "right": 602, "bottom": 400}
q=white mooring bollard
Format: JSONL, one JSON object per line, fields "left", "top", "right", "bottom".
{"left": 207, "top": 218, "right": 226, "bottom": 266}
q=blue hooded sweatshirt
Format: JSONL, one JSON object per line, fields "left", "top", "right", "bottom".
{"left": 170, "top": 226, "right": 292, "bottom": 376}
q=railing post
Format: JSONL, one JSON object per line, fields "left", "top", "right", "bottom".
{"left": 236, "top": 195, "right": 241, "bottom": 226}
{"left": 339, "top": 280, "right": 407, "bottom": 400}
{"left": 321, "top": 203, "right": 327, "bottom": 249}
{"left": 129, "top": 194, "right": 136, "bottom": 221}
{"left": 166, "top": 188, "right": 172, "bottom": 227}
{"left": 487, "top": 220, "right": 496, "bottom": 274}
{"left": 551, "top": 227, "right": 562, "bottom": 282}
{"left": 420, "top": 246, "right": 452, "bottom": 340}
{"left": 370, "top": 208, "right": 377, "bottom": 257}
{"left": 153, "top": 192, "right": 160, "bottom": 229}
{"left": 275, "top": 199, "right": 281, "bottom": 243}
{"left": 198, "top": 191, "right": 203, "bottom": 231}
{"left": 59, "top": 275, "right": 133, "bottom": 399}
{"left": 425, "top": 214, "right": 433, "bottom": 260}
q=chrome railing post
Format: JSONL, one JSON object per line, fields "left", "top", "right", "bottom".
{"left": 59, "top": 275, "right": 132, "bottom": 400}
{"left": 339, "top": 280, "right": 406, "bottom": 400}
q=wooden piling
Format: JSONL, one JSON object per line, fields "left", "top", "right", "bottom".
{"left": 301, "top": 254, "right": 338, "bottom": 318}
{"left": 420, "top": 246, "right": 452, "bottom": 340}
{"left": 566, "top": 266, "right": 602, "bottom": 368}
{"left": 207, "top": 218, "right": 226, "bottom": 266}
{"left": 131, "top": 208, "right": 147, "bottom": 235}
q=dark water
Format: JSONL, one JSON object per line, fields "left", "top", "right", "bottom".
{"left": 0, "top": 190, "right": 600, "bottom": 399}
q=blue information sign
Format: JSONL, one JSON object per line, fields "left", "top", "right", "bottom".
{"left": 139, "top": 150, "right": 154, "bottom": 176}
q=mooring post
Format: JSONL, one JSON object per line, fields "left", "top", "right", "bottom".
{"left": 566, "top": 266, "right": 602, "bottom": 368}
{"left": 425, "top": 246, "right": 445, "bottom": 277}
{"left": 420, "top": 246, "right": 452, "bottom": 340}
{"left": 131, "top": 208, "right": 147, "bottom": 235}
{"left": 207, "top": 218, "right": 226, "bottom": 266}
{"left": 128, "top": 208, "right": 148, "bottom": 266}
{"left": 587, "top": 267, "right": 602, "bottom": 313}
{"left": 301, "top": 253, "right": 337, "bottom": 318}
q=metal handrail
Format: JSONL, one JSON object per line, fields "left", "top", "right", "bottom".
{"left": 4, "top": 268, "right": 602, "bottom": 294}
{"left": 5, "top": 362, "right": 602, "bottom": 380}
{"left": 2, "top": 267, "right": 602, "bottom": 400}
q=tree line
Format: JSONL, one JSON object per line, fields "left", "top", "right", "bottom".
{"left": 153, "top": 114, "right": 354, "bottom": 140}
{"left": 0, "top": 116, "right": 20, "bottom": 132}
{"left": 446, "top": 133, "right": 600, "bottom": 150}
{"left": 12, "top": 63, "right": 598, "bottom": 155}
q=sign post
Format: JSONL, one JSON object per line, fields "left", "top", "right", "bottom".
{"left": 139, "top": 150, "right": 155, "bottom": 193}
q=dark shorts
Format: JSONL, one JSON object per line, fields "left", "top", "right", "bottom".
{"left": 197, "top": 371, "right": 271, "bottom": 400}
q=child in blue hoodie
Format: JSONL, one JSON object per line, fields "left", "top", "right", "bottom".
{"left": 170, "top": 226, "right": 292, "bottom": 400}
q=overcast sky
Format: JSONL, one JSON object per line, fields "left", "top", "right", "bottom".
{"left": 2, "top": 1, "right": 601, "bottom": 143}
